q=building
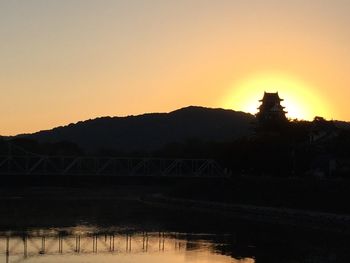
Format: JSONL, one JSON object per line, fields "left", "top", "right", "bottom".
{"left": 256, "top": 92, "right": 287, "bottom": 127}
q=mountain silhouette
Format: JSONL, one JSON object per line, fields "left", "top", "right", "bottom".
{"left": 18, "top": 106, "right": 255, "bottom": 153}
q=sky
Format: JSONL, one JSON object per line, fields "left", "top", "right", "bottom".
{"left": 1, "top": 0, "right": 350, "bottom": 135}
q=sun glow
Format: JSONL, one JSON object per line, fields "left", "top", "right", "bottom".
{"left": 222, "top": 72, "right": 331, "bottom": 120}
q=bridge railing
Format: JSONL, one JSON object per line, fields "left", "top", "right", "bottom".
{"left": 0, "top": 155, "right": 226, "bottom": 177}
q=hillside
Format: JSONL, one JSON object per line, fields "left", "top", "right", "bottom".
{"left": 19, "top": 106, "right": 255, "bottom": 153}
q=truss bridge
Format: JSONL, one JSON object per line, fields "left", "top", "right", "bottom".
{"left": 0, "top": 143, "right": 226, "bottom": 178}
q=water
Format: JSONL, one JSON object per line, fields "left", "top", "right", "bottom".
{"left": 1, "top": 189, "right": 350, "bottom": 263}
{"left": 0, "top": 227, "right": 253, "bottom": 263}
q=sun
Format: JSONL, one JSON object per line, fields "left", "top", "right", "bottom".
{"left": 222, "top": 72, "right": 331, "bottom": 120}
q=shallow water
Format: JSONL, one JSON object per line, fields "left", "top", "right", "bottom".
{"left": 0, "top": 227, "right": 253, "bottom": 263}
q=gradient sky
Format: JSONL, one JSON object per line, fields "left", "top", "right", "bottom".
{"left": 1, "top": 0, "right": 350, "bottom": 135}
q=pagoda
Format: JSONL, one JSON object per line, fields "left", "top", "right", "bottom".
{"left": 256, "top": 92, "right": 287, "bottom": 126}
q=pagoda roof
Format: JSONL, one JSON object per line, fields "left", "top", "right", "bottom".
{"left": 259, "top": 92, "right": 283, "bottom": 102}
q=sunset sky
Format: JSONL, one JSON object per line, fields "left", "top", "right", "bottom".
{"left": 1, "top": 0, "right": 350, "bottom": 135}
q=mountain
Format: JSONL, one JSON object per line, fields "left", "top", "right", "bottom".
{"left": 19, "top": 106, "right": 255, "bottom": 153}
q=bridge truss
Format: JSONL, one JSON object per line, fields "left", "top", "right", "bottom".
{"left": 0, "top": 155, "right": 225, "bottom": 177}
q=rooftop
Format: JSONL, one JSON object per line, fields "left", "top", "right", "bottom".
{"left": 259, "top": 92, "right": 283, "bottom": 102}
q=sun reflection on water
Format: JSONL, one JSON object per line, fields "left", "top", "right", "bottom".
{"left": 0, "top": 228, "right": 254, "bottom": 263}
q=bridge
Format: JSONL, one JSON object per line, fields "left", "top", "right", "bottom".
{"left": 0, "top": 143, "right": 226, "bottom": 178}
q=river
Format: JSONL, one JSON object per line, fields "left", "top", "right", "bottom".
{"left": 0, "top": 188, "right": 349, "bottom": 263}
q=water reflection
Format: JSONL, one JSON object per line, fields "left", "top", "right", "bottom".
{"left": 1, "top": 196, "right": 350, "bottom": 263}
{"left": 0, "top": 227, "right": 254, "bottom": 263}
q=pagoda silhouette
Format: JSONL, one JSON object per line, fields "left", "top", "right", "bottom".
{"left": 256, "top": 92, "right": 288, "bottom": 128}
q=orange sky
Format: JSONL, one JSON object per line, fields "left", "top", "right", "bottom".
{"left": 1, "top": 0, "right": 350, "bottom": 135}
